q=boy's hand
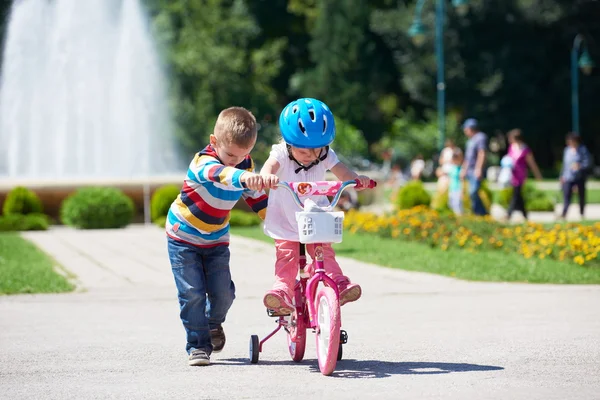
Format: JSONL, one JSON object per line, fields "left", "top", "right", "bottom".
{"left": 241, "top": 172, "right": 264, "bottom": 191}
{"left": 355, "top": 175, "right": 371, "bottom": 191}
{"left": 261, "top": 174, "right": 280, "bottom": 189}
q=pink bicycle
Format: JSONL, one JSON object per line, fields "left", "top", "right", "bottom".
{"left": 249, "top": 178, "right": 377, "bottom": 376}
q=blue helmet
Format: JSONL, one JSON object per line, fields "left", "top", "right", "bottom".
{"left": 279, "top": 98, "right": 336, "bottom": 149}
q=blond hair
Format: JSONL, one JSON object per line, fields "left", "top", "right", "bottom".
{"left": 213, "top": 107, "right": 257, "bottom": 148}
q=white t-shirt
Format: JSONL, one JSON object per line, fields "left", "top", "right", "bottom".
{"left": 263, "top": 142, "right": 340, "bottom": 241}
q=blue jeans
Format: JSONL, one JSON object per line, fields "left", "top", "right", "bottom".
{"left": 167, "top": 237, "right": 235, "bottom": 354}
{"left": 468, "top": 174, "right": 488, "bottom": 216}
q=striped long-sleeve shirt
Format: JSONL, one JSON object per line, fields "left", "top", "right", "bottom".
{"left": 166, "top": 145, "right": 268, "bottom": 247}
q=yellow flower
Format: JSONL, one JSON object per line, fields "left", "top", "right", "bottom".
{"left": 574, "top": 255, "right": 585, "bottom": 265}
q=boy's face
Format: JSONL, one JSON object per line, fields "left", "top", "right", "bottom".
{"left": 290, "top": 146, "right": 323, "bottom": 165}
{"left": 210, "top": 134, "right": 255, "bottom": 167}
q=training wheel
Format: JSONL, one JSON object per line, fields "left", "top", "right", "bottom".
{"left": 249, "top": 335, "right": 260, "bottom": 364}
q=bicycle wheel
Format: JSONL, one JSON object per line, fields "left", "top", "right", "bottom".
{"left": 287, "top": 307, "right": 307, "bottom": 362}
{"left": 315, "top": 286, "right": 341, "bottom": 376}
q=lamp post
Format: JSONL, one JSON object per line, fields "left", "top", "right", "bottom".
{"left": 409, "top": 0, "right": 469, "bottom": 151}
{"left": 571, "top": 34, "right": 595, "bottom": 135}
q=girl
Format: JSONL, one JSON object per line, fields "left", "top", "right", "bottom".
{"left": 260, "top": 98, "right": 371, "bottom": 315}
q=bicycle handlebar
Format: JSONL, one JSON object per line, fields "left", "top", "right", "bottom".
{"left": 276, "top": 179, "right": 377, "bottom": 211}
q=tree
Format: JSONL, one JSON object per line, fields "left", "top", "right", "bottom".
{"left": 150, "top": 0, "right": 285, "bottom": 156}
{"left": 294, "top": 0, "right": 401, "bottom": 145}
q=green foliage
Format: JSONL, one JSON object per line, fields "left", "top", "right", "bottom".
{"left": 395, "top": 180, "right": 431, "bottom": 210}
{"left": 333, "top": 118, "right": 369, "bottom": 157}
{"left": 60, "top": 187, "right": 135, "bottom": 229}
{"left": 154, "top": 215, "right": 168, "bottom": 228}
{"left": 0, "top": 214, "right": 49, "bottom": 232}
{"left": 294, "top": 0, "right": 396, "bottom": 140}
{"left": 376, "top": 111, "right": 462, "bottom": 164}
{"left": 142, "top": 0, "right": 600, "bottom": 171}
{"left": 431, "top": 190, "right": 451, "bottom": 213}
{"left": 497, "top": 181, "right": 555, "bottom": 212}
{"left": 2, "top": 186, "right": 43, "bottom": 216}
{"left": 229, "top": 210, "right": 262, "bottom": 227}
{"left": 151, "top": 185, "right": 180, "bottom": 222}
{"left": 152, "top": 0, "right": 285, "bottom": 151}
{"left": 432, "top": 179, "right": 493, "bottom": 215}
{"left": 478, "top": 180, "right": 494, "bottom": 212}
{"left": 528, "top": 197, "right": 555, "bottom": 212}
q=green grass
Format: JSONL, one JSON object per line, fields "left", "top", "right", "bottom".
{"left": 0, "top": 233, "right": 75, "bottom": 295}
{"left": 231, "top": 226, "right": 600, "bottom": 284}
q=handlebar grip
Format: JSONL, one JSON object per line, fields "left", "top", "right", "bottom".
{"left": 354, "top": 179, "right": 377, "bottom": 189}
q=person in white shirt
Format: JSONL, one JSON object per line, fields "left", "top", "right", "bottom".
{"left": 260, "top": 98, "right": 371, "bottom": 315}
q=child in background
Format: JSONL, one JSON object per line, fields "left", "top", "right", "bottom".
{"left": 448, "top": 149, "right": 464, "bottom": 215}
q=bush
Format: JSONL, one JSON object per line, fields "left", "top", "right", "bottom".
{"left": 432, "top": 180, "right": 493, "bottom": 215}
{"left": 0, "top": 213, "right": 49, "bottom": 231}
{"left": 60, "top": 187, "right": 134, "bottom": 229}
{"left": 479, "top": 180, "right": 493, "bottom": 211}
{"left": 528, "top": 197, "right": 555, "bottom": 212}
{"left": 229, "top": 210, "right": 261, "bottom": 227}
{"left": 154, "top": 215, "right": 167, "bottom": 228}
{"left": 431, "top": 189, "right": 450, "bottom": 213}
{"left": 2, "top": 186, "right": 43, "bottom": 216}
{"left": 395, "top": 180, "right": 431, "bottom": 210}
{"left": 151, "top": 185, "right": 181, "bottom": 222}
{"left": 497, "top": 181, "right": 555, "bottom": 212}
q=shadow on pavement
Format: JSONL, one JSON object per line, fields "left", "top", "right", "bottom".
{"left": 218, "top": 358, "right": 504, "bottom": 379}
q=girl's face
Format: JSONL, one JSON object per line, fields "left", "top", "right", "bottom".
{"left": 290, "top": 146, "right": 324, "bottom": 165}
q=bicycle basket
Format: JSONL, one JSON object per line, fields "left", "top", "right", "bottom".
{"left": 295, "top": 211, "right": 345, "bottom": 244}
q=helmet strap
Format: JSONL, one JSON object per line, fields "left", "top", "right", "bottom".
{"left": 286, "top": 145, "right": 329, "bottom": 174}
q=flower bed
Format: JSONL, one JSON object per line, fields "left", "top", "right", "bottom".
{"left": 345, "top": 206, "right": 600, "bottom": 267}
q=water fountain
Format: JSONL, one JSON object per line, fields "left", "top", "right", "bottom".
{"left": 0, "top": 0, "right": 182, "bottom": 219}
{"left": 0, "top": 0, "right": 180, "bottom": 179}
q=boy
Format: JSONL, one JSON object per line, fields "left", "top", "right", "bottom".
{"left": 166, "top": 107, "right": 267, "bottom": 366}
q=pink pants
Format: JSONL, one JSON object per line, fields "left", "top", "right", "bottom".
{"left": 272, "top": 240, "right": 348, "bottom": 298}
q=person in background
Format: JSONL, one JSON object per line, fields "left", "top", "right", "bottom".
{"left": 460, "top": 118, "right": 488, "bottom": 216}
{"left": 505, "top": 129, "right": 543, "bottom": 222}
{"left": 447, "top": 148, "right": 464, "bottom": 215}
{"left": 560, "top": 132, "right": 591, "bottom": 220}
{"left": 436, "top": 139, "right": 459, "bottom": 193}
{"left": 410, "top": 154, "right": 425, "bottom": 180}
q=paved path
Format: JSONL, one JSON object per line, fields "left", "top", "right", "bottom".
{"left": 1, "top": 226, "right": 599, "bottom": 400}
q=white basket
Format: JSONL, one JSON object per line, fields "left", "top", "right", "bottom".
{"left": 296, "top": 211, "right": 345, "bottom": 244}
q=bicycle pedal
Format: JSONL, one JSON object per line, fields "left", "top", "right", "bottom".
{"left": 267, "top": 309, "right": 291, "bottom": 318}
{"left": 340, "top": 330, "right": 348, "bottom": 344}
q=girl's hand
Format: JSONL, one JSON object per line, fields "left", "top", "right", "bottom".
{"left": 261, "top": 174, "right": 280, "bottom": 189}
{"left": 355, "top": 175, "right": 371, "bottom": 191}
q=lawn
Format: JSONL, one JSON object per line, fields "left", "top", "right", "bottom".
{"left": 231, "top": 226, "right": 600, "bottom": 284}
{"left": 0, "top": 233, "right": 75, "bottom": 295}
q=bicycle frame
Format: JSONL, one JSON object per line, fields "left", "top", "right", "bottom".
{"left": 275, "top": 179, "right": 374, "bottom": 329}
{"left": 255, "top": 178, "right": 377, "bottom": 350}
